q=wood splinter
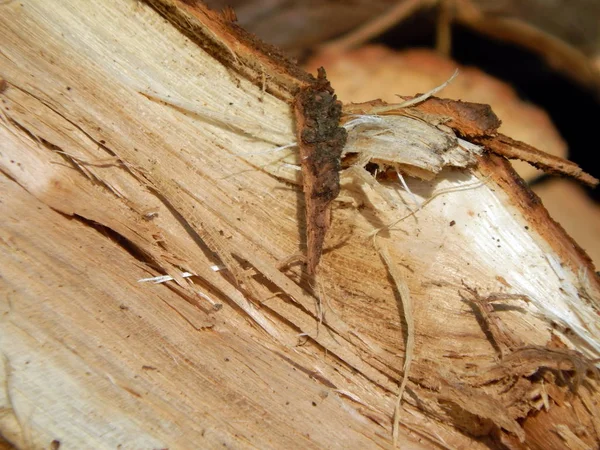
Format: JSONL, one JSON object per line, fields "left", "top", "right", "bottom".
{"left": 293, "top": 68, "right": 347, "bottom": 276}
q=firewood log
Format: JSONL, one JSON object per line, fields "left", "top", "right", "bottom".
{"left": 0, "top": 1, "right": 598, "bottom": 448}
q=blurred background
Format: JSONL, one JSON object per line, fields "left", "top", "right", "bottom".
{"left": 206, "top": 0, "right": 600, "bottom": 267}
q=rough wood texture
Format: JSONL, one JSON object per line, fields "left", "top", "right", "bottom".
{"left": 1, "top": 1, "right": 599, "bottom": 449}
{"left": 307, "top": 46, "right": 570, "bottom": 182}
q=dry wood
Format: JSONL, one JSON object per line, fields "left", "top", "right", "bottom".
{"left": 476, "top": 133, "right": 598, "bottom": 187}
{"left": 309, "top": 46, "right": 572, "bottom": 182}
{"left": 344, "top": 94, "right": 597, "bottom": 187}
{"left": 1, "top": 0, "right": 599, "bottom": 449}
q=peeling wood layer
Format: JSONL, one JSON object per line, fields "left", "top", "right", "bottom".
{"left": 344, "top": 96, "right": 597, "bottom": 187}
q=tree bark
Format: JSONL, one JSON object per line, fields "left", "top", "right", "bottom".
{"left": 0, "top": 1, "right": 599, "bottom": 449}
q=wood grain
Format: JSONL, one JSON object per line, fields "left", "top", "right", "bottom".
{"left": 1, "top": 0, "right": 599, "bottom": 448}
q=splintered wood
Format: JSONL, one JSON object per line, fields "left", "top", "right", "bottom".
{"left": 293, "top": 67, "right": 347, "bottom": 276}
{"left": 344, "top": 96, "right": 598, "bottom": 188}
{"left": 2, "top": 1, "right": 600, "bottom": 449}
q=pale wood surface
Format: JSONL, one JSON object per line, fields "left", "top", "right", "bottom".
{"left": 0, "top": 1, "right": 430, "bottom": 448}
{"left": 1, "top": 1, "right": 599, "bottom": 449}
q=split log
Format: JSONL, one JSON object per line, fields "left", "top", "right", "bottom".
{"left": 0, "top": 1, "right": 599, "bottom": 449}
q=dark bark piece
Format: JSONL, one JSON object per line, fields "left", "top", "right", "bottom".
{"left": 478, "top": 133, "right": 599, "bottom": 187}
{"left": 401, "top": 96, "right": 502, "bottom": 138}
{"left": 344, "top": 97, "right": 502, "bottom": 138}
{"left": 294, "top": 68, "right": 347, "bottom": 276}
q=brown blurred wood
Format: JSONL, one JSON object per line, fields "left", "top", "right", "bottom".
{"left": 0, "top": 436, "right": 14, "bottom": 450}
{"left": 203, "top": 0, "right": 398, "bottom": 54}
{"left": 1, "top": 1, "right": 599, "bottom": 449}
{"left": 203, "top": 0, "right": 600, "bottom": 92}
